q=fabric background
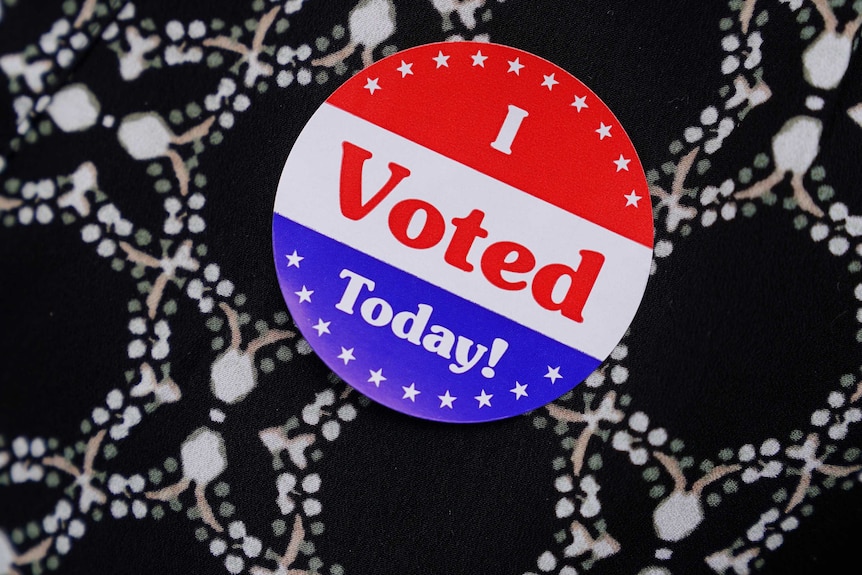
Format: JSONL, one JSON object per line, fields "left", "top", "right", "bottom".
{"left": 1, "top": 1, "right": 861, "bottom": 573}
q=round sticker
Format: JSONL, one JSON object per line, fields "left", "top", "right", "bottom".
{"left": 272, "top": 42, "right": 653, "bottom": 423}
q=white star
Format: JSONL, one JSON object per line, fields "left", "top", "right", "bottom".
{"left": 475, "top": 389, "right": 493, "bottom": 408}
{"left": 507, "top": 57, "right": 524, "bottom": 75}
{"left": 312, "top": 318, "right": 330, "bottom": 336}
{"left": 510, "top": 382, "right": 528, "bottom": 400}
{"left": 295, "top": 285, "right": 313, "bottom": 303}
{"left": 396, "top": 60, "right": 413, "bottom": 77}
{"left": 471, "top": 50, "right": 488, "bottom": 67}
{"left": 613, "top": 154, "right": 631, "bottom": 172}
{"left": 337, "top": 347, "right": 355, "bottom": 365}
{"left": 438, "top": 390, "right": 457, "bottom": 409}
{"left": 285, "top": 250, "right": 303, "bottom": 268}
{"left": 624, "top": 190, "right": 642, "bottom": 207}
{"left": 544, "top": 366, "right": 563, "bottom": 384}
{"left": 367, "top": 368, "right": 386, "bottom": 387}
{"left": 596, "top": 122, "right": 612, "bottom": 139}
{"left": 541, "top": 73, "right": 559, "bottom": 90}
{"left": 364, "top": 77, "right": 380, "bottom": 95}
{"left": 571, "top": 95, "right": 588, "bottom": 112}
{"left": 432, "top": 51, "right": 450, "bottom": 68}
{"left": 402, "top": 383, "right": 421, "bottom": 402}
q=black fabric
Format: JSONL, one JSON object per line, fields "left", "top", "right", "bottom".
{"left": 1, "top": 1, "right": 861, "bottom": 574}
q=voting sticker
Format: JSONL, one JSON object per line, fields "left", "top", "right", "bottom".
{"left": 272, "top": 41, "right": 653, "bottom": 423}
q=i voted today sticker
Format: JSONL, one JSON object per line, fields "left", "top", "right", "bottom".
{"left": 272, "top": 42, "right": 653, "bottom": 423}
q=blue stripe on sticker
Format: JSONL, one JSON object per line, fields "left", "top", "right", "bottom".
{"left": 273, "top": 213, "right": 601, "bottom": 423}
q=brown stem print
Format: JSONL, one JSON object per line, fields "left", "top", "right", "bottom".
{"left": 726, "top": 75, "right": 772, "bottom": 111}
{"left": 203, "top": 7, "right": 279, "bottom": 87}
{"left": 73, "top": 0, "right": 97, "bottom": 29}
{"left": 145, "top": 428, "right": 228, "bottom": 532}
{"left": 259, "top": 427, "right": 315, "bottom": 470}
{"left": 130, "top": 362, "right": 181, "bottom": 405}
{"left": 57, "top": 162, "right": 98, "bottom": 217}
{"left": 311, "top": 0, "right": 396, "bottom": 69}
{"left": 42, "top": 430, "right": 108, "bottom": 513}
{"left": 739, "top": 0, "right": 757, "bottom": 34}
{"left": 735, "top": 116, "right": 825, "bottom": 217}
{"left": 193, "top": 482, "right": 221, "bottom": 534}
{"left": 120, "top": 239, "right": 200, "bottom": 319}
{"left": 801, "top": 0, "right": 862, "bottom": 91}
{"left": 250, "top": 515, "right": 311, "bottom": 575}
{"left": 0, "top": 196, "right": 23, "bottom": 212}
{"left": 564, "top": 520, "right": 620, "bottom": 561}
{"left": 145, "top": 477, "right": 192, "bottom": 502}
{"left": 649, "top": 147, "right": 699, "bottom": 232}
{"left": 784, "top": 433, "right": 862, "bottom": 513}
{"left": 812, "top": 0, "right": 838, "bottom": 31}
{"left": 547, "top": 391, "right": 623, "bottom": 476}
{"left": 117, "top": 114, "right": 214, "bottom": 196}
{"left": 652, "top": 451, "right": 740, "bottom": 542}
{"left": 209, "top": 302, "right": 293, "bottom": 404}
{"left": 9, "top": 537, "right": 55, "bottom": 573}
{"left": 168, "top": 116, "right": 215, "bottom": 196}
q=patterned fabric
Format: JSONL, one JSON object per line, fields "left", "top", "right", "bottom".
{"left": 1, "top": 1, "right": 861, "bottom": 574}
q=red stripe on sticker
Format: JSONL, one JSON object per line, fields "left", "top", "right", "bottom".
{"left": 326, "top": 42, "right": 652, "bottom": 248}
